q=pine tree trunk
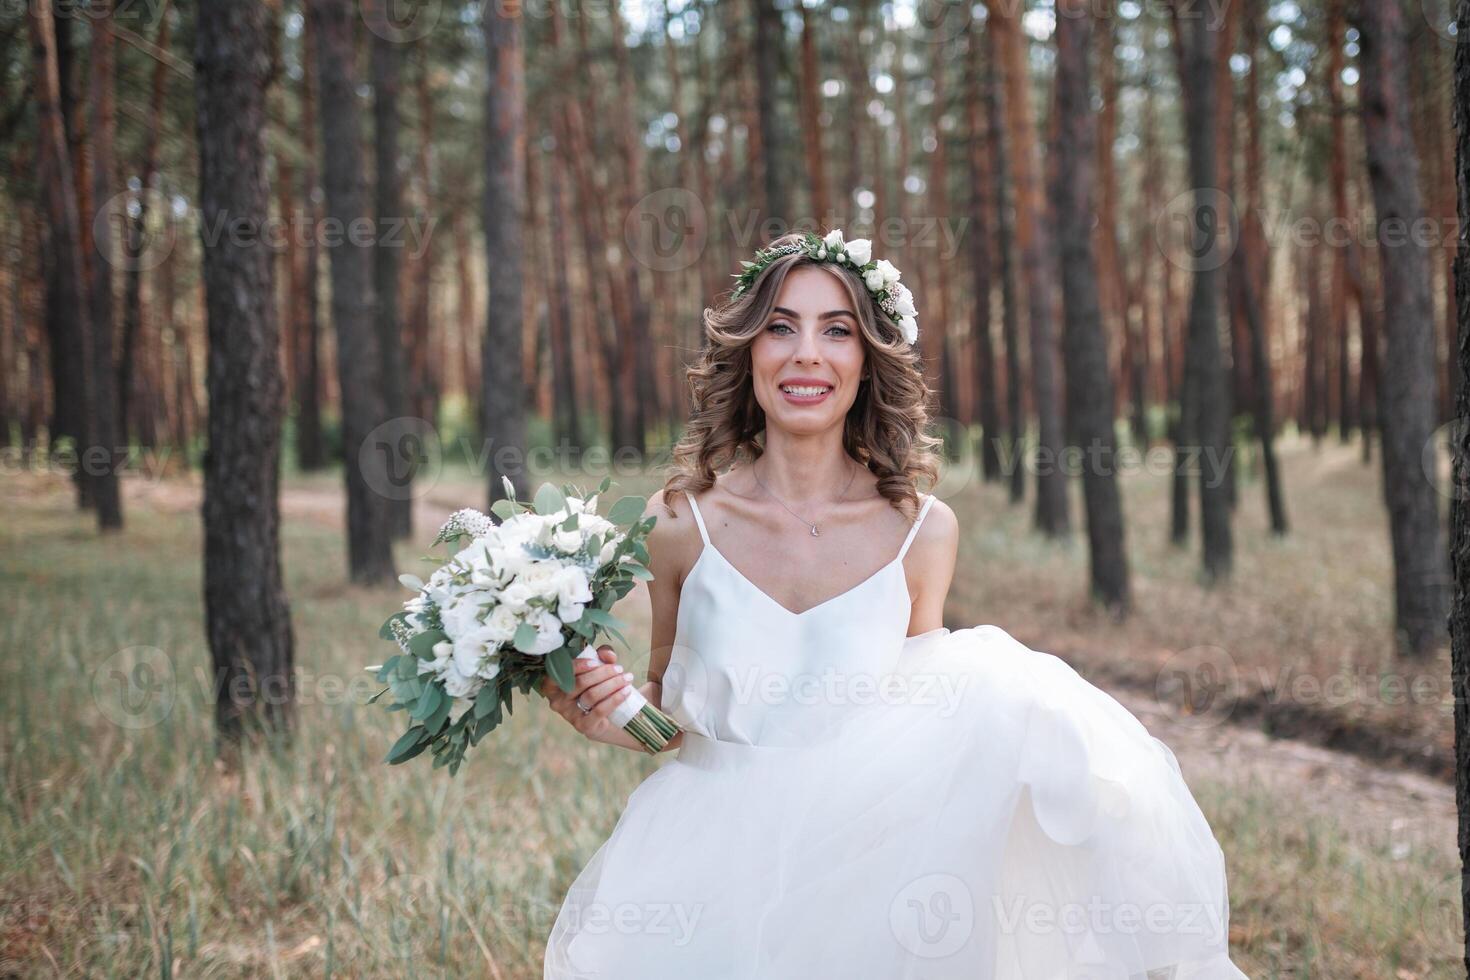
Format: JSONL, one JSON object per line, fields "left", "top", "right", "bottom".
{"left": 965, "top": 22, "right": 1001, "bottom": 483}
{"left": 295, "top": 11, "right": 326, "bottom": 471}
{"left": 1172, "top": 2, "right": 1233, "bottom": 581}
{"left": 195, "top": 0, "right": 295, "bottom": 746}
{"left": 990, "top": 2, "right": 1069, "bottom": 535}
{"left": 1355, "top": 0, "right": 1449, "bottom": 656}
{"left": 86, "top": 0, "right": 123, "bottom": 529}
{"left": 28, "top": 0, "right": 93, "bottom": 510}
{"left": 482, "top": 1, "right": 528, "bottom": 505}
{"left": 1446, "top": 4, "right": 1470, "bottom": 966}
{"left": 985, "top": 22, "right": 1025, "bottom": 506}
{"left": 1054, "top": 0, "right": 1129, "bottom": 613}
{"left": 372, "top": 26, "right": 411, "bottom": 537}
{"left": 309, "top": 0, "right": 396, "bottom": 585}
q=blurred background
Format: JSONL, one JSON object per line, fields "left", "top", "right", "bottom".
{"left": 1, "top": 0, "right": 1465, "bottom": 975}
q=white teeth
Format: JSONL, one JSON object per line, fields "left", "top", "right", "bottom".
{"left": 781, "top": 385, "right": 831, "bottom": 396}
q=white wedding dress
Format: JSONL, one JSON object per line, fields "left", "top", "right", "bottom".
{"left": 544, "top": 492, "right": 1250, "bottom": 979}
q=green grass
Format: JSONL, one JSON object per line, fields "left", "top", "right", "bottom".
{"left": 0, "top": 438, "right": 1459, "bottom": 977}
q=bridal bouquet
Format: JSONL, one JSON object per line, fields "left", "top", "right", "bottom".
{"left": 369, "top": 477, "right": 681, "bottom": 773}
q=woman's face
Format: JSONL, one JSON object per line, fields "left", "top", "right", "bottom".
{"left": 749, "top": 265, "right": 867, "bottom": 437}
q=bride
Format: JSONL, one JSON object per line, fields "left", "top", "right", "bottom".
{"left": 540, "top": 229, "right": 1249, "bottom": 979}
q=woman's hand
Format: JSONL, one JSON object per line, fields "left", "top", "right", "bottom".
{"left": 541, "top": 644, "right": 644, "bottom": 751}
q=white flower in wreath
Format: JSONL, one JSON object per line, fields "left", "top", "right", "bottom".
{"left": 822, "top": 229, "right": 844, "bottom": 250}
{"left": 874, "top": 258, "right": 902, "bottom": 286}
{"left": 891, "top": 282, "right": 918, "bottom": 319}
{"left": 845, "top": 238, "right": 873, "bottom": 265}
{"left": 899, "top": 315, "right": 919, "bottom": 344}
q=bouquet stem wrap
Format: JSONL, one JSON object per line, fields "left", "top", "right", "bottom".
{"left": 575, "top": 646, "right": 681, "bottom": 753}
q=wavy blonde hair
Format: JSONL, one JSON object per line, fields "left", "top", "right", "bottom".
{"left": 660, "top": 231, "right": 943, "bottom": 521}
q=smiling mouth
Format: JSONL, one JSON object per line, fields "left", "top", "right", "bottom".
{"left": 779, "top": 383, "right": 833, "bottom": 397}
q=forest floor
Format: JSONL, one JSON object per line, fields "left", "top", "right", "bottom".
{"left": 1, "top": 431, "right": 1460, "bottom": 978}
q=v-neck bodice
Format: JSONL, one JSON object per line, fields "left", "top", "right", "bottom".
{"left": 659, "top": 490, "right": 936, "bottom": 745}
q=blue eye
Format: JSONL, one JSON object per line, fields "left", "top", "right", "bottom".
{"left": 767, "top": 321, "right": 795, "bottom": 335}
{"left": 826, "top": 324, "right": 853, "bottom": 337}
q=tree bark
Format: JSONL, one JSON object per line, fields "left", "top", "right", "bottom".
{"left": 1171, "top": 0, "right": 1234, "bottom": 581}
{"left": 309, "top": 0, "right": 396, "bottom": 585}
{"left": 195, "top": 0, "right": 295, "bottom": 745}
{"left": 482, "top": 1, "right": 528, "bottom": 505}
{"left": 28, "top": 0, "right": 94, "bottom": 510}
{"left": 966, "top": 20, "right": 1000, "bottom": 483}
{"left": 988, "top": 2, "right": 1069, "bottom": 535}
{"left": 1054, "top": 0, "right": 1129, "bottom": 613}
{"left": 86, "top": 0, "right": 123, "bottom": 529}
{"left": 1355, "top": 0, "right": 1449, "bottom": 656}
{"left": 1446, "top": 4, "right": 1470, "bottom": 968}
{"left": 372, "top": 22, "right": 411, "bottom": 537}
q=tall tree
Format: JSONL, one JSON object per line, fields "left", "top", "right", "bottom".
{"left": 752, "top": 0, "right": 788, "bottom": 227}
{"left": 483, "top": 0, "right": 528, "bottom": 505}
{"left": 965, "top": 19, "right": 1000, "bottom": 483}
{"left": 1446, "top": 4, "right": 1470, "bottom": 968}
{"left": 988, "top": 1, "right": 1069, "bottom": 535}
{"left": 27, "top": 0, "right": 93, "bottom": 511}
{"left": 309, "top": 0, "right": 396, "bottom": 585}
{"left": 1054, "top": 0, "right": 1129, "bottom": 613}
{"left": 86, "top": 0, "right": 123, "bottom": 529}
{"left": 195, "top": 0, "right": 295, "bottom": 743}
{"left": 1171, "top": 0, "right": 1233, "bottom": 581}
{"left": 371, "top": 16, "right": 411, "bottom": 537}
{"left": 295, "top": 10, "right": 325, "bottom": 471}
{"left": 1355, "top": 0, "right": 1448, "bottom": 656}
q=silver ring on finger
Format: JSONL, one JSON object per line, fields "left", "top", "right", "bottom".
{"left": 575, "top": 698, "right": 591, "bottom": 714}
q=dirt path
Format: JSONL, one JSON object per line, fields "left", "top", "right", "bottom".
{"left": 127, "top": 475, "right": 1461, "bottom": 852}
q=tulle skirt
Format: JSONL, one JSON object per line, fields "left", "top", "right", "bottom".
{"left": 544, "top": 625, "right": 1250, "bottom": 979}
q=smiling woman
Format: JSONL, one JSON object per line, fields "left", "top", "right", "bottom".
{"left": 539, "top": 230, "right": 1250, "bottom": 978}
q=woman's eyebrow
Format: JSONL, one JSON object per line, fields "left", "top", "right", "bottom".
{"left": 772, "top": 306, "right": 855, "bottom": 320}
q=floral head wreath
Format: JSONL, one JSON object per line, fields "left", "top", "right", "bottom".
{"left": 729, "top": 229, "right": 920, "bottom": 345}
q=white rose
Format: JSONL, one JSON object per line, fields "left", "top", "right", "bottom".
{"left": 516, "top": 561, "right": 563, "bottom": 602}
{"left": 823, "top": 229, "right": 844, "bottom": 249}
{"left": 845, "top": 238, "right": 872, "bottom": 264}
{"left": 499, "top": 579, "right": 538, "bottom": 611}
{"left": 483, "top": 603, "right": 522, "bottom": 644}
{"left": 875, "top": 259, "right": 901, "bottom": 285}
{"left": 523, "top": 607, "right": 565, "bottom": 656}
{"left": 452, "top": 625, "right": 499, "bottom": 676}
{"left": 552, "top": 527, "right": 583, "bottom": 553}
{"left": 900, "top": 315, "right": 919, "bottom": 344}
{"left": 439, "top": 593, "right": 489, "bottom": 640}
{"left": 864, "top": 268, "right": 886, "bottom": 291}
{"left": 441, "top": 664, "right": 481, "bottom": 700}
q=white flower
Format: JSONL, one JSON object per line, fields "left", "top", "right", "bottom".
{"left": 900, "top": 315, "right": 919, "bottom": 344}
{"left": 891, "top": 282, "right": 918, "bottom": 318}
{"left": 417, "top": 639, "right": 455, "bottom": 677}
{"left": 552, "top": 526, "right": 583, "bottom": 553}
{"left": 522, "top": 607, "right": 565, "bottom": 656}
{"left": 483, "top": 603, "right": 523, "bottom": 644}
{"left": 554, "top": 565, "right": 594, "bottom": 621}
{"left": 515, "top": 561, "right": 564, "bottom": 602}
{"left": 845, "top": 238, "right": 872, "bottom": 264}
{"left": 439, "top": 592, "right": 490, "bottom": 640}
{"left": 822, "top": 229, "right": 844, "bottom": 250}
{"left": 864, "top": 268, "right": 886, "bottom": 291}
{"left": 874, "top": 258, "right": 901, "bottom": 285}
{"left": 441, "top": 664, "right": 481, "bottom": 700}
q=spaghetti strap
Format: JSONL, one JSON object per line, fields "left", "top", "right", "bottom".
{"left": 683, "top": 490, "right": 711, "bottom": 545}
{"left": 897, "top": 493, "right": 937, "bottom": 560}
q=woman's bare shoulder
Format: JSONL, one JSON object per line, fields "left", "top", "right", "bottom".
{"left": 642, "top": 485, "right": 709, "bottom": 585}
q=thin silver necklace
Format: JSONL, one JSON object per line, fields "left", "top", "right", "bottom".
{"left": 751, "top": 458, "right": 860, "bottom": 537}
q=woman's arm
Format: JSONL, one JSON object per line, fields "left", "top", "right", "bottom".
{"left": 903, "top": 496, "right": 959, "bottom": 635}
{"left": 542, "top": 488, "right": 694, "bottom": 752}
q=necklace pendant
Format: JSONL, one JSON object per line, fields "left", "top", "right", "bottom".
{"left": 810, "top": 525, "right": 820, "bottom": 537}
